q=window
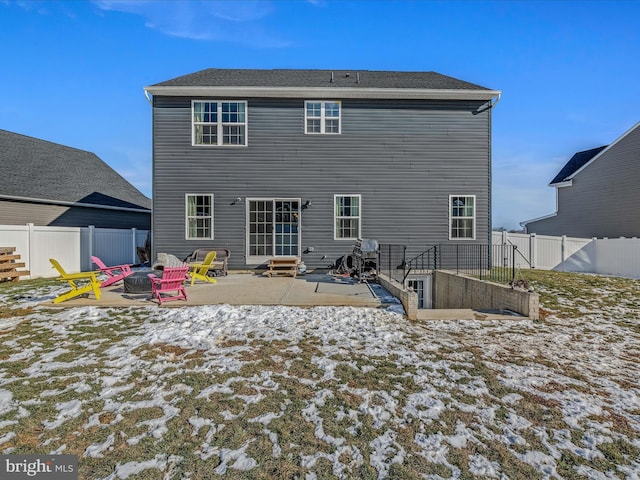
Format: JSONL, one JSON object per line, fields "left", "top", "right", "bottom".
{"left": 305, "top": 101, "right": 341, "bottom": 134}
{"left": 334, "top": 194, "right": 361, "bottom": 239}
{"left": 449, "top": 195, "right": 475, "bottom": 240}
{"left": 186, "top": 194, "right": 214, "bottom": 239}
{"left": 192, "top": 101, "right": 247, "bottom": 146}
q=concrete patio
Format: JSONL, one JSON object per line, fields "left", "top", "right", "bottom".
{"left": 48, "top": 272, "right": 383, "bottom": 309}
{"left": 46, "top": 271, "right": 527, "bottom": 321}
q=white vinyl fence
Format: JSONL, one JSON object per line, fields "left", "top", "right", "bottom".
{"left": 493, "top": 231, "right": 640, "bottom": 279}
{"left": 0, "top": 224, "right": 149, "bottom": 278}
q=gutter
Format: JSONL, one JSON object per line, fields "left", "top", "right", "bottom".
{"left": 143, "top": 85, "right": 502, "bottom": 102}
{"left": 0, "top": 194, "right": 151, "bottom": 214}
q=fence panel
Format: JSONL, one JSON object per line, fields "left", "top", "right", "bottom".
{"left": 594, "top": 238, "right": 640, "bottom": 278}
{"left": 92, "top": 228, "right": 139, "bottom": 267}
{"left": 493, "top": 232, "right": 532, "bottom": 268}
{"left": 0, "top": 224, "right": 150, "bottom": 278}
{"left": 30, "top": 226, "right": 82, "bottom": 277}
{"left": 534, "top": 235, "right": 563, "bottom": 269}
{"left": 493, "top": 231, "right": 640, "bottom": 278}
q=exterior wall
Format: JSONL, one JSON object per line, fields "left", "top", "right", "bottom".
{"left": 527, "top": 125, "right": 640, "bottom": 238}
{"left": 0, "top": 199, "right": 150, "bottom": 230}
{"left": 152, "top": 96, "right": 492, "bottom": 268}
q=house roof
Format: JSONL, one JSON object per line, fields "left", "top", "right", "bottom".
{"left": 549, "top": 145, "right": 608, "bottom": 185}
{"left": 146, "top": 68, "right": 500, "bottom": 101}
{"left": 0, "top": 129, "right": 151, "bottom": 211}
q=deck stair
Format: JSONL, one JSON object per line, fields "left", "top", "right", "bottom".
{"left": 0, "top": 247, "right": 30, "bottom": 282}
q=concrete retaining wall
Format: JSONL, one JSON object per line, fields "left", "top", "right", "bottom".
{"left": 433, "top": 270, "right": 539, "bottom": 320}
{"left": 377, "top": 273, "right": 418, "bottom": 320}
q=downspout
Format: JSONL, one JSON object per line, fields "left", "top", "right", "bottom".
{"left": 491, "top": 92, "right": 502, "bottom": 109}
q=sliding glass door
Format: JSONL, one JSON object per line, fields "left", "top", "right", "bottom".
{"left": 247, "top": 199, "right": 300, "bottom": 262}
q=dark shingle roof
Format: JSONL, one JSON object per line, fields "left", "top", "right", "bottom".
{"left": 550, "top": 146, "right": 608, "bottom": 185}
{"left": 0, "top": 129, "right": 151, "bottom": 210}
{"left": 151, "top": 68, "right": 491, "bottom": 91}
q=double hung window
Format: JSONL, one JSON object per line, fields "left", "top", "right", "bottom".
{"left": 192, "top": 101, "right": 247, "bottom": 146}
{"left": 334, "top": 194, "right": 361, "bottom": 240}
{"left": 449, "top": 195, "right": 475, "bottom": 240}
{"left": 305, "top": 101, "right": 341, "bottom": 134}
{"left": 186, "top": 194, "right": 214, "bottom": 239}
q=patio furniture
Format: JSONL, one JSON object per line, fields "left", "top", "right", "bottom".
{"left": 49, "top": 258, "right": 101, "bottom": 304}
{"left": 188, "top": 250, "right": 218, "bottom": 286}
{"left": 267, "top": 257, "right": 299, "bottom": 277}
{"left": 123, "top": 270, "right": 162, "bottom": 293}
{"left": 91, "top": 256, "right": 133, "bottom": 287}
{"left": 185, "top": 248, "right": 230, "bottom": 276}
{"left": 148, "top": 266, "right": 189, "bottom": 305}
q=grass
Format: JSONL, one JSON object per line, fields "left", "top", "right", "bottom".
{"left": 1, "top": 271, "right": 640, "bottom": 478}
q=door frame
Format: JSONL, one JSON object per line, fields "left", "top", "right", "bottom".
{"left": 245, "top": 197, "right": 301, "bottom": 265}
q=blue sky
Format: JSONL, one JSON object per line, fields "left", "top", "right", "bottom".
{"left": 1, "top": 0, "right": 639, "bottom": 230}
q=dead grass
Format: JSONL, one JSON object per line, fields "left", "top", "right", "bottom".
{"left": 1, "top": 273, "right": 639, "bottom": 478}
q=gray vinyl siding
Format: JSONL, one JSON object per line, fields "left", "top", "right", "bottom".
{"left": 152, "top": 96, "right": 492, "bottom": 268}
{"left": 0, "top": 199, "right": 150, "bottom": 229}
{"left": 526, "top": 125, "right": 640, "bottom": 238}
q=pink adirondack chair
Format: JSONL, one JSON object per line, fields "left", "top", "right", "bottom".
{"left": 148, "top": 266, "right": 189, "bottom": 305}
{"left": 91, "top": 256, "right": 134, "bottom": 288}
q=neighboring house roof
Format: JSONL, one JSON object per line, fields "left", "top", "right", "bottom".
{"left": 146, "top": 68, "right": 501, "bottom": 101}
{"left": 549, "top": 145, "right": 607, "bottom": 185}
{"left": 0, "top": 129, "right": 151, "bottom": 211}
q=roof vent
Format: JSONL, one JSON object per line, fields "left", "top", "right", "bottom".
{"left": 345, "top": 73, "right": 350, "bottom": 78}
{"left": 330, "top": 71, "right": 334, "bottom": 83}
{"left": 357, "top": 72, "right": 360, "bottom": 83}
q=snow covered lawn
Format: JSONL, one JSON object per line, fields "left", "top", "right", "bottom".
{"left": 0, "top": 271, "right": 639, "bottom": 479}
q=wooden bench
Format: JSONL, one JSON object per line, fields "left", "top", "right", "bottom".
{"left": 267, "top": 258, "right": 300, "bottom": 277}
{"left": 0, "top": 247, "right": 30, "bottom": 282}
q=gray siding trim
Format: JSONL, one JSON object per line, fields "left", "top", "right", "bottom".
{"left": 0, "top": 199, "right": 151, "bottom": 229}
{"left": 0, "top": 194, "right": 151, "bottom": 213}
{"left": 152, "top": 96, "right": 492, "bottom": 268}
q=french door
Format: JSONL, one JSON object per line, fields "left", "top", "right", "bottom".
{"left": 247, "top": 199, "right": 300, "bottom": 262}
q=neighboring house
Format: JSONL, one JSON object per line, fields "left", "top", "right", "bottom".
{"left": 0, "top": 129, "right": 151, "bottom": 229}
{"left": 144, "top": 68, "right": 500, "bottom": 269}
{"left": 522, "top": 121, "right": 640, "bottom": 238}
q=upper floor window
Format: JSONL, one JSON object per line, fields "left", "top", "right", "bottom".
{"left": 305, "top": 101, "right": 341, "bottom": 134}
{"left": 192, "top": 101, "right": 247, "bottom": 146}
{"left": 186, "top": 194, "right": 214, "bottom": 239}
{"left": 449, "top": 195, "right": 475, "bottom": 240}
{"left": 334, "top": 194, "right": 361, "bottom": 240}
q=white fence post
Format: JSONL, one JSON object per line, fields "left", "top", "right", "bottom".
{"left": 88, "top": 225, "right": 95, "bottom": 268}
{"left": 27, "top": 223, "right": 35, "bottom": 275}
{"left": 530, "top": 233, "right": 537, "bottom": 269}
{"left": 132, "top": 228, "right": 137, "bottom": 264}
